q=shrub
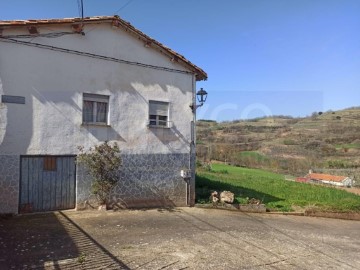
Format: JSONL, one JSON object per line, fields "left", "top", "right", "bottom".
{"left": 327, "top": 160, "right": 347, "bottom": 169}
{"left": 283, "top": 139, "right": 297, "bottom": 145}
{"left": 304, "top": 140, "right": 322, "bottom": 150}
{"left": 198, "top": 119, "right": 217, "bottom": 123}
{"left": 77, "top": 142, "right": 122, "bottom": 205}
{"left": 202, "top": 162, "right": 214, "bottom": 172}
{"left": 196, "top": 159, "right": 203, "bottom": 168}
{"left": 320, "top": 144, "right": 336, "bottom": 155}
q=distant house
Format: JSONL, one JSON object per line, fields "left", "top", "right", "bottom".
{"left": 302, "top": 173, "right": 353, "bottom": 187}
{"left": 0, "top": 16, "right": 207, "bottom": 214}
{"left": 295, "top": 177, "right": 308, "bottom": 183}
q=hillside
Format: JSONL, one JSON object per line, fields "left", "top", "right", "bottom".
{"left": 196, "top": 163, "right": 360, "bottom": 212}
{"left": 196, "top": 107, "right": 360, "bottom": 180}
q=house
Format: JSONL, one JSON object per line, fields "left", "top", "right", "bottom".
{"left": 304, "top": 173, "right": 353, "bottom": 187}
{"left": 0, "top": 16, "right": 207, "bottom": 214}
{"left": 295, "top": 177, "right": 308, "bottom": 183}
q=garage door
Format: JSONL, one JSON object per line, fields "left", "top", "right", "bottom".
{"left": 19, "top": 156, "right": 76, "bottom": 213}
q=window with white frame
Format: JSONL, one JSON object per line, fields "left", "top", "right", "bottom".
{"left": 82, "top": 93, "right": 109, "bottom": 125}
{"left": 149, "top": 100, "right": 169, "bottom": 127}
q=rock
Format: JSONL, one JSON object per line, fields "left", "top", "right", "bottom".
{"left": 248, "top": 198, "right": 261, "bottom": 205}
{"left": 220, "top": 191, "right": 234, "bottom": 203}
{"left": 210, "top": 191, "right": 219, "bottom": 203}
{"left": 98, "top": 204, "right": 107, "bottom": 211}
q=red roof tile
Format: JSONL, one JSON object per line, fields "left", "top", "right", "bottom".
{"left": 0, "top": 16, "right": 207, "bottom": 81}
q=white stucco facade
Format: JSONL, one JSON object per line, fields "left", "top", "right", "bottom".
{"left": 320, "top": 178, "right": 353, "bottom": 187}
{"left": 0, "top": 17, "right": 206, "bottom": 213}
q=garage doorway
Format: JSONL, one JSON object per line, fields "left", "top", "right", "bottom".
{"left": 19, "top": 156, "right": 76, "bottom": 213}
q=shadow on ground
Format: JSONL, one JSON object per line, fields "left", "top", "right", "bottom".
{"left": 0, "top": 211, "right": 129, "bottom": 269}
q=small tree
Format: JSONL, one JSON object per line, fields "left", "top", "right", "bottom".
{"left": 77, "top": 141, "right": 122, "bottom": 206}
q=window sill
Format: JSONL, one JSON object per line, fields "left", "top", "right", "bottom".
{"left": 148, "top": 125, "right": 171, "bottom": 129}
{"left": 81, "top": 123, "right": 111, "bottom": 127}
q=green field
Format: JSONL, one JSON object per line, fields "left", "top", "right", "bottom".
{"left": 238, "top": 151, "right": 269, "bottom": 161}
{"left": 196, "top": 164, "right": 360, "bottom": 212}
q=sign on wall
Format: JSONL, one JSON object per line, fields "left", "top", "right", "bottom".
{"left": 1, "top": 95, "right": 25, "bottom": 104}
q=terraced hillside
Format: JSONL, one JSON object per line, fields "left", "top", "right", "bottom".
{"left": 196, "top": 108, "right": 360, "bottom": 179}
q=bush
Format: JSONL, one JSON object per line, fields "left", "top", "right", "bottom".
{"left": 327, "top": 160, "right": 347, "bottom": 169}
{"left": 77, "top": 142, "right": 122, "bottom": 205}
{"left": 283, "top": 139, "right": 297, "bottom": 145}
{"left": 198, "top": 119, "right": 217, "bottom": 123}
{"left": 205, "top": 164, "right": 214, "bottom": 172}
{"left": 304, "top": 140, "right": 322, "bottom": 150}
{"left": 196, "top": 159, "right": 203, "bottom": 168}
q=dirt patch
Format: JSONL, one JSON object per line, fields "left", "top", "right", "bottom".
{"left": 338, "top": 187, "right": 360, "bottom": 196}
{"left": 305, "top": 210, "right": 360, "bottom": 221}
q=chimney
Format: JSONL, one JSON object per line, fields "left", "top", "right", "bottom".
{"left": 309, "top": 169, "right": 313, "bottom": 174}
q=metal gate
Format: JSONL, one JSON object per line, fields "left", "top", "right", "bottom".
{"left": 19, "top": 156, "right": 76, "bottom": 213}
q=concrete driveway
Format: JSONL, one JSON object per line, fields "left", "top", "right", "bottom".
{"left": 1, "top": 208, "right": 359, "bottom": 269}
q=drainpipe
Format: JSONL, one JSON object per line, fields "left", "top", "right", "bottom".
{"left": 188, "top": 73, "right": 197, "bottom": 206}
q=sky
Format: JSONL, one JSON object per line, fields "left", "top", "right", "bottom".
{"left": 1, "top": 0, "right": 359, "bottom": 121}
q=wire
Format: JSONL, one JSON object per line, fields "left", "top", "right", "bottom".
{"left": 77, "top": 0, "right": 82, "bottom": 18}
{"left": 1, "top": 32, "right": 78, "bottom": 39}
{"left": 84, "top": 1, "right": 135, "bottom": 39}
{"left": 77, "top": 0, "right": 84, "bottom": 19}
{"left": 81, "top": 0, "right": 84, "bottom": 19}
{"left": 114, "top": 0, "right": 135, "bottom": 14}
{"left": 0, "top": 37, "right": 193, "bottom": 76}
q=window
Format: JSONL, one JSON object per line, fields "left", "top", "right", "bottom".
{"left": 83, "top": 93, "right": 109, "bottom": 125}
{"left": 149, "top": 100, "right": 169, "bottom": 127}
{"left": 44, "top": 157, "right": 57, "bottom": 171}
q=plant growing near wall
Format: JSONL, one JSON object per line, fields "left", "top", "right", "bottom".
{"left": 77, "top": 141, "right": 122, "bottom": 207}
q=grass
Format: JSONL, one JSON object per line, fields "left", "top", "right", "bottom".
{"left": 196, "top": 163, "right": 360, "bottom": 212}
{"left": 335, "top": 143, "right": 360, "bottom": 149}
{"left": 238, "top": 151, "right": 269, "bottom": 161}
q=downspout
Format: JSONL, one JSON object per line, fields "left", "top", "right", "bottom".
{"left": 188, "top": 73, "right": 197, "bottom": 206}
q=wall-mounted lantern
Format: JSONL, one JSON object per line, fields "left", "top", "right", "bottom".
{"left": 190, "top": 88, "right": 208, "bottom": 112}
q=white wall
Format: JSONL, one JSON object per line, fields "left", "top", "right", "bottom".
{"left": 342, "top": 178, "right": 353, "bottom": 187}
{"left": 0, "top": 23, "right": 195, "bottom": 155}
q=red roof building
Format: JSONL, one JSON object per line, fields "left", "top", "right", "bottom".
{"left": 304, "top": 173, "right": 353, "bottom": 187}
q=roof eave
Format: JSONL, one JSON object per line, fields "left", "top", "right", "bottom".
{"left": 0, "top": 15, "right": 208, "bottom": 81}
{"left": 110, "top": 16, "right": 207, "bottom": 81}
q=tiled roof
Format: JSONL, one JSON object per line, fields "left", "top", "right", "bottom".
{"left": 0, "top": 16, "right": 207, "bottom": 81}
{"left": 307, "top": 173, "right": 347, "bottom": 182}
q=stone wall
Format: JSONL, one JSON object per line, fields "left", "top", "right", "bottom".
{"left": 76, "top": 153, "right": 190, "bottom": 209}
{"left": 0, "top": 155, "right": 19, "bottom": 214}
{"left": 0, "top": 153, "right": 191, "bottom": 213}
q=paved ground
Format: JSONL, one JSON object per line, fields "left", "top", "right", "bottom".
{"left": 1, "top": 208, "right": 360, "bottom": 269}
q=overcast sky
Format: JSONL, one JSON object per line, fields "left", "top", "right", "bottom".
{"left": 1, "top": 0, "right": 359, "bottom": 121}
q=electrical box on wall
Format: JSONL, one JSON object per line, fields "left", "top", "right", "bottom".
{"left": 180, "top": 169, "right": 191, "bottom": 178}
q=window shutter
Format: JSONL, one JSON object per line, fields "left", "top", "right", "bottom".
{"left": 149, "top": 101, "right": 168, "bottom": 116}
{"left": 83, "top": 93, "right": 109, "bottom": 103}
